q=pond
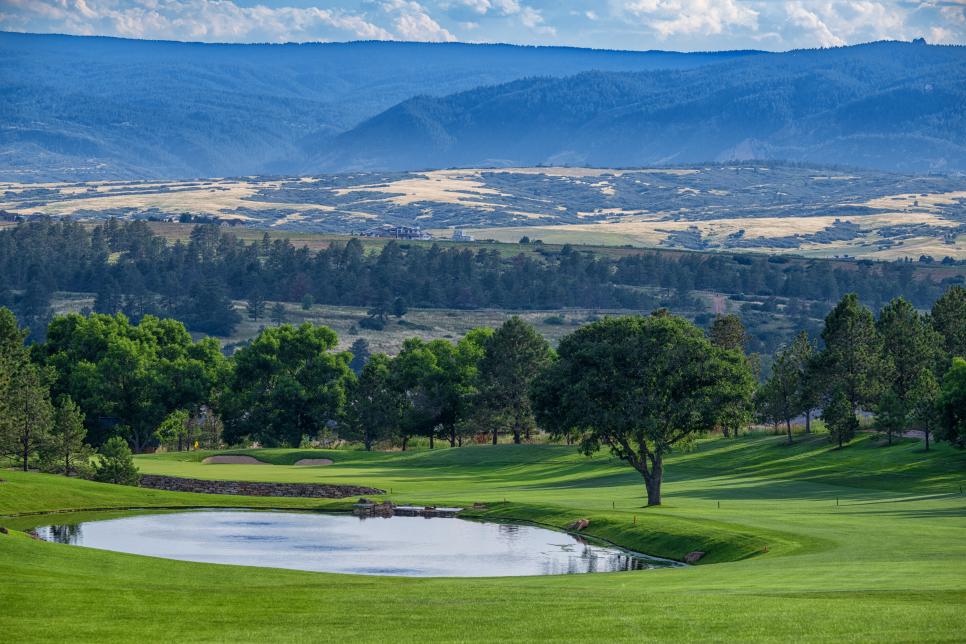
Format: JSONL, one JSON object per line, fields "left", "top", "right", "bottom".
{"left": 35, "top": 510, "right": 680, "bottom": 577}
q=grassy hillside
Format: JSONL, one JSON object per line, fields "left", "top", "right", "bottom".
{"left": 2, "top": 433, "right": 965, "bottom": 641}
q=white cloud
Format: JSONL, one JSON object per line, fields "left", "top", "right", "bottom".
{"left": 450, "top": 0, "right": 551, "bottom": 34}
{"left": 0, "top": 0, "right": 397, "bottom": 42}
{"left": 621, "top": 0, "right": 758, "bottom": 37}
{"left": 382, "top": 0, "right": 456, "bottom": 41}
{"left": 784, "top": 2, "right": 845, "bottom": 46}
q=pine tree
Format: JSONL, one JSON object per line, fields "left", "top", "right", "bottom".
{"left": 93, "top": 436, "right": 141, "bottom": 486}
{"left": 43, "top": 395, "right": 92, "bottom": 476}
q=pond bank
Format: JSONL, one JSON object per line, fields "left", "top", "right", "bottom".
{"left": 139, "top": 475, "right": 382, "bottom": 498}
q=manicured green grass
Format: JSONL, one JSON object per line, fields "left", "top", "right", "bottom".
{"left": 2, "top": 433, "right": 965, "bottom": 642}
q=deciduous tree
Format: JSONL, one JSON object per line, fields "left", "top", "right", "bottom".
{"left": 534, "top": 314, "right": 754, "bottom": 506}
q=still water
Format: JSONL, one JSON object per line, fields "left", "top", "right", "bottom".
{"left": 35, "top": 510, "right": 679, "bottom": 577}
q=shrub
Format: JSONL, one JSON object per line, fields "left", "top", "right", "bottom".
{"left": 93, "top": 437, "right": 140, "bottom": 486}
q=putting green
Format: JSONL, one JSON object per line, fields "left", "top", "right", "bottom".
{"left": 2, "top": 433, "right": 965, "bottom": 642}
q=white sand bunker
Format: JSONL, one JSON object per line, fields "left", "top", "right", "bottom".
{"left": 294, "top": 459, "right": 334, "bottom": 467}
{"left": 202, "top": 455, "right": 268, "bottom": 465}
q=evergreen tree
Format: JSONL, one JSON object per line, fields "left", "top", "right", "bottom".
{"left": 247, "top": 289, "right": 266, "bottom": 321}
{"left": 937, "top": 357, "right": 966, "bottom": 449}
{"left": 877, "top": 297, "right": 944, "bottom": 401}
{"left": 93, "top": 436, "right": 140, "bottom": 485}
{"left": 0, "top": 360, "right": 54, "bottom": 471}
{"left": 817, "top": 294, "right": 887, "bottom": 420}
{"left": 42, "top": 395, "right": 92, "bottom": 476}
{"left": 909, "top": 369, "right": 941, "bottom": 451}
{"left": 709, "top": 314, "right": 746, "bottom": 352}
{"left": 348, "top": 338, "right": 371, "bottom": 375}
{"left": 270, "top": 302, "right": 286, "bottom": 326}
{"left": 875, "top": 389, "right": 907, "bottom": 446}
{"left": 823, "top": 388, "right": 859, "bottom": 449}
{"left": 931, "top": 286, "right": 966, "bottom": 360}
{"left": 344, "top": 354, "right": 401, "bottom": 451}
{"left": 477, "top": 317, "right": 552, "bottom": 444}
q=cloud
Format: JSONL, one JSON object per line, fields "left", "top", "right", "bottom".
{"left": 449, "top": 0, "right": 551, "bottom": 34}
{"left": 784, "top": 2, "right": 845, "bottom": 46}
{"left": 621, "top": 0, "right": 759, "bottom": 37}
{"left": 0, "top": 0, "right": 399, "bottom": 42}
{"left": 382, "top": 0, "right": 456, "bottom": 41}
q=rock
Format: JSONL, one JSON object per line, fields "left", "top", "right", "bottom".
{"left": 684, "top": 551, "right": 705, "bottom": 564}
{"left": 567, "top": 518, "right": 590, "bottom": 531}
{"left": 0, "top": 526, "right": 8, "bottom": 535}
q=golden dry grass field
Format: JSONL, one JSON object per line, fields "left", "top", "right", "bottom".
{"left": 4, "top": 165, "right": 964, "bottom": 259}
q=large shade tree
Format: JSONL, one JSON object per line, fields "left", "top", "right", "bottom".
{"left": 533, "top": 314, "right": 754, "bottom": 506}
{"left": 222, "top": 323, "right": 353, "bottom": 447}
{"left": 36, "top": 313, "right": 227, "bottom": 451}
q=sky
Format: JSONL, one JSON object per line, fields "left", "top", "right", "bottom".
{"left": 0, "top": 0, "right": 964, "bottom": 51}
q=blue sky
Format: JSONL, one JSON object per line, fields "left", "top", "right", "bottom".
{"left": 1, "top": 1, "right": 964, "bottom": 51}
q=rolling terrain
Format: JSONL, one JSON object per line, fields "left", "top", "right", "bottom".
{"left": 0, "top": 32, "right": 752, "bottom": 182}
{"left": 4, "top": 164, "right": 965, "bottom": 259}
{"left": 1, "top": 433, "right": 965, "bottom": 641}
{"left": 327, "top": 41, "right": 966, "bottom": 174}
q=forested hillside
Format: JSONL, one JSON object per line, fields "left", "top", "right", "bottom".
{"left": 0, "top": 32, "right": 750, "bottom": 181}
{"left": 2, "top": 220, "right": 962, "bottom": 348}
{"left": 329, "top": 41, "right": 966, "bottom": 173}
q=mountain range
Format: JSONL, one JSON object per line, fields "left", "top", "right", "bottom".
{"left": 1, "top": 33, "right": 964, "bottom": 181}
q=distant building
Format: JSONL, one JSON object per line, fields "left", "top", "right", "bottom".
{"left": 359, "top": 224, "right": 432, "bottom": 240}
{"left": 451, "top": 229, "right": 475, "bottom": 242}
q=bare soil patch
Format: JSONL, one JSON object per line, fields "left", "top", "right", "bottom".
{"left": 294, "top": 458, "right": 334, "bottom": 466}
{"left": 202, "top": 455, "right": 268, "bottom": 465}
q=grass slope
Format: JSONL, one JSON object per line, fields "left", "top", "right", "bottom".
{"left": 2, "top": 433, "right": 965, "bottom": 642}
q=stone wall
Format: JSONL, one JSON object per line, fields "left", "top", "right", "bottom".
{"left": 140, "top": 475, "right": 382, "bottom": 498}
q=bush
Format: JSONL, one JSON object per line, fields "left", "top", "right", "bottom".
{"left": 93, "top": 437, "right": 141, "bottom": 486}
{"left": 358, "top": 316, "right": 386, "bottom": 331}
{"left": 543, "top": 315, "right": 566, "bottom": 325}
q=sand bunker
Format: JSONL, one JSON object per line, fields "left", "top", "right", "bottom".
{"left": 202, "top": 455, "right": 268, "bottom": 465}
{"left": 294, "top": 459, "right": 334, "bottom": 466}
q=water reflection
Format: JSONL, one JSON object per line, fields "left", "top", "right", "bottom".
{"left": 35, "top": 510, "right": 680, "bottom": 578}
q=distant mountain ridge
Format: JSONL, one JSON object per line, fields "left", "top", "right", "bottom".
{"left": 323, "top": 41, "right": 966, "bottom": 174}
{"left": 0, "top": 32, "right": 754, "bottom": 181}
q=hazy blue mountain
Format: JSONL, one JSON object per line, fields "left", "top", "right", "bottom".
{"left": 325, "top": 41, "right": 966, "bottom": 174}
{"left": 0, "top": 32, "right": 753, "bottom": 181}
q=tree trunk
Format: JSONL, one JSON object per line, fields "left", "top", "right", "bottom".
{"left": 364, "top": 435, "right": 372, "bottom": 451}
{"left": 643, "top": 457, "right": 663, "bottom": 506}
{"left": 458, "top": 435, "right": 462, "bottom": 447}
{"left": 22, "top": 445, "right": 29, "bottom": 472}
{"left": 492, "top": 428, "right": 497, "bottom": 445}
{"left": 925, "top": 431, "right": 930, "bottom": 451}
{"left": 513, "top": 431, "right": 521, "bottom": 444}
{"left": 785, "top": 418, "right": 793, "bottom": 444}
{"left": 429, "top": 432, "right": 434, "bottom": 449}
{"left": 805, "top": 411, "right": 811, "bottom": 434}
{"left": 449, "top": 427, "right": 456, "bottom": 448}
{"left": 402, "top": 436, "right": 408, "bottom": 451}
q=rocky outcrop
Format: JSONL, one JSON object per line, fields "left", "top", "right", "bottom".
{"left": 139, "top": 475, "right": 382, "bottom": 498}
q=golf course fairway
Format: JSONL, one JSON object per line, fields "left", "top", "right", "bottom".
{"left": 2, "top": 433, "right": 965, "bottom": 642}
